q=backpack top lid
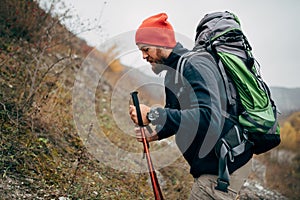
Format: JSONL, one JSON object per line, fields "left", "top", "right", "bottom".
{"left": 195, "top": 11, "right": 241, "bottom": 46}
{"left": 194, "top": 11, "right": 249, "bottom": 60}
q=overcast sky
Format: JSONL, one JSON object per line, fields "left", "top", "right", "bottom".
{"left": 56, "top": 0, "right": 300, "bottom": 88}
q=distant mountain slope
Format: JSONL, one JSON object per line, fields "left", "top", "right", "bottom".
{"left": 270, "top": 87, "right": 300, "bottom": 116}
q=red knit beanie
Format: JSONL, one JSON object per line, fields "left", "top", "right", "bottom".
{"left": 135, "top": 13, "right": 176, "bottom": 48}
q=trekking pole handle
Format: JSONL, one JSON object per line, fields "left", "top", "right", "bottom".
{"left": 131, "top": 91, "right": 153, "bottom": 134}
{"left": 131, "top": 91, "right": 144, "bottom": 127}
{"left": 131, "top": 91, "right": 150, "bottom": 152}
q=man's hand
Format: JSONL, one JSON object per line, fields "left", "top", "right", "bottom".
{"left": 135, "top": 126, "right": 159, "bottom": 142}
{"left": 129, "top": 104, "right": 151, "bottom": 126}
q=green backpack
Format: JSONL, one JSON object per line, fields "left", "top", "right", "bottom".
{"left": 177, "top": 11, "right": 281, "bottom": 192}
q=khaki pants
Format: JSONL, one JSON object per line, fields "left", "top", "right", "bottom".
{"left": 189, "top": 160, "right": 252, "bottom": 200}
{"left": 189, "top": 174, "right": 238, "bottom": 200}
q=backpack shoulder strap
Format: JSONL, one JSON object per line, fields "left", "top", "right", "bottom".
{"left": 176, "top": 50, "right": 236, "bottom": 107}
{"left": 175, "top": 50, "right": 217, "bottom": 84}
{"left": 215, "top": 58, "right": 236, "bottom": 106}
{"left": 175, "top": 51, "right": 196, "bottom": 84}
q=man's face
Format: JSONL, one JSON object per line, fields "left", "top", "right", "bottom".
{"left": 137, "top": 44, "right": 166, "bottom": 74}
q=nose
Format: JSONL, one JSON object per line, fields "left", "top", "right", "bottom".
{"left": 142, "top": 51, "right": 148, "bottom": 60}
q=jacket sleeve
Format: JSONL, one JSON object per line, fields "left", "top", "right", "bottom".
{"left": 156, "top": 55, "right": 226, "bottom": 156}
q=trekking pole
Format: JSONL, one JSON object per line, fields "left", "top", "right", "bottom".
{"left": 131, "top": 91, "right": 164, "bottom": 200}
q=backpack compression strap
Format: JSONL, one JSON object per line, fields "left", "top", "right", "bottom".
{"left": 216, "top": 126, "right": 249, "bottom": 192}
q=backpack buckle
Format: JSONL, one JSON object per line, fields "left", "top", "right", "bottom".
{"left": 215, "top": 178, "right": 229, "bottom": 192}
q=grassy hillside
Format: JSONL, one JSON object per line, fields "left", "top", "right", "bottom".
{"left": 0, "top": 1, "right": 193, "bottom": 199}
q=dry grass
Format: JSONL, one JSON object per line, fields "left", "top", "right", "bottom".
{"left": 0, "top": 1, "right": 194, "bottom": 199}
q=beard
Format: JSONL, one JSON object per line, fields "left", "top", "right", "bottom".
{"left": 150, "top": 48, "right": 167, "bottom": 74}
{"left": 152, "top": 63, "right": 166, "bottom": 74}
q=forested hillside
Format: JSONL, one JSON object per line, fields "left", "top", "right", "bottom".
{"left": 270, "top": 87, "right": 300, "bottom": 118}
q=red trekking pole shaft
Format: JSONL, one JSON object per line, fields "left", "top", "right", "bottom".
{"left": 131, "top": 91, "right": 164, "bottom": 200}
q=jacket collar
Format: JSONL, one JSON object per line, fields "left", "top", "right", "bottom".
{"left": 163, "top": 42, "right": 189, "bottom": 70}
